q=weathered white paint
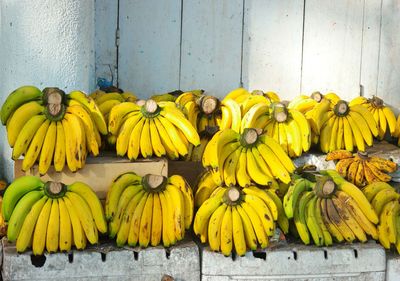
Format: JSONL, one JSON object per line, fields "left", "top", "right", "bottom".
{"left": 118, "top": 0, "right": 181, "bottom": 97}
{"left": 0, "top": 0, "right": 95, "bottom": 181}
{"left": 301, "top": 0, "right": 364, "bottom": 99}
{"left": 377, "top": 0, "right": 400, "bottom": 110}
{"left": 242, "top": 0, "right": 304, "bottom": 100}
{"left": 180, "top": 0, "right": 243, "bottom": 98}
{"left": 360, "top": 0, "right": 382, "bottom": 98}
{"left": 95, "top": 0, "right": 118, "bottom": 87}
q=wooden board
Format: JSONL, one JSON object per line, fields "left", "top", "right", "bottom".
{"left": 180, "top": 0, "right": 243, "bottom": 98}
{"left": 377, "top": 0, "right": 400, "bottom": 112}
{"left": 301, "top": 0, "right": 364, "bottom": 98}
{"left": 95, "top": 0, "right": 118, "bottom": 88}
{"left": 118, "top": 0, "right": 182, "bottom": 98}
{"left": 242, "top": 0, "right": 304, "bottom": 100}
{"left": 14, "top": 157, "right": 168, "bottom": 200}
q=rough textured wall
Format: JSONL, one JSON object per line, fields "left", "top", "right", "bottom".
{"left": 0, "top": 0, "right": 95, "bottom": 181}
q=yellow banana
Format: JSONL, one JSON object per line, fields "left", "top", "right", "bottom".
{"left": 32, "top": 198, "right": 52, "bottom": 255}
{"left": 58, "top": 198, "right": 72, "bottom": 252}
{"left": 38, "top": 121, "right": 57, "bottom": 175}
{"left": 151, "top": 193, "right": 162, "bottom": 246}
{"left": 22, "top": 119, "right": 50, "bottom": 171}
{"left": 46, "top": 199, "right": 60, "bottom": 253}
{"left": 139, "top": 193, "right": 153, "bottom": 248}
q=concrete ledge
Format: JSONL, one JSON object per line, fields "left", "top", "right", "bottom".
{"left": 2, "top": 238, "right": 200, "bottom": 281}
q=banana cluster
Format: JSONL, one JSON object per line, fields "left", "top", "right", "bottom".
{"left": 1, "top": 86, "right": 107, "bottom": 174}
{"left": 318, "top": 97, "right": 378, "bottom": 152}
{"left": 105, "top": 172, "right": 193, "bottom": 248}
{"left": 203, "top": 128, "right": 295, "bottom": 187}
{"left": 194, "top": 185, "right": 288, "bottom": 256}
{"left": 284, "top": 170, "right": 379, "bottom": 246}
{"left": 2, "top": 176, "right": 107, "bottom": 255}
{"left": 363, "top": 182, "right": 400, "bottom": 252}
{"left": 195, "top": 170, "right": 219, "bottom": 208}
{"left": 327, "top": 150, "right": 397, "bottom": 187}
{"left": 110, "top": 99, "right": 200, "bottom": 160}
{"left": 175, "top": 91, "right": 222, "bottom": 161}
{"left": 350, "top": 96, "right": 397, "bottom": 140}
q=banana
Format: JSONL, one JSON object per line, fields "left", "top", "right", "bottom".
{"left": 2, "top": 176, "right": 44, "bottom": 221}
{"left": 365, "top": 161, "right": 392, "bottom": 182}
{"left": 46, "top": 199, "right": 60, "bottom": 253}
{"left": 157, "top": 116, "right": 189, "bottom": 157}
{"left": 244, "top": 194, "right": 275, "bottom": 236}
{"left": 58, "top": 198, "right": 72, "bottom": 252}
{"left": 140, "top": 119, "right": 153, "bottom": 158}
{"left": 235, "top": 148, "right": 251, "bottom": 188}
{"left": 54, "top": 121, "right": 66, "bottom": 172}
{"left": 240, "top": 95, "right": 271, "bottom": 115}
{"left": 223, "top": 88, "right": 249, "bottom": 103}
{"left": 68, "top": 90, "right": 107, "bottom": 135}
{"left": 369, "top": 156, "right": 397, "bottom": 173}
{"left": 286, "top": 117, "right": 302, "bottom": 156}
{"left": 240, "top": 103, "right": 269, "bottom": 133}
{"left": 151, "top": 193, "right": 162, "bottom": 246}
{"left": 160, "top": 107, "right": 200, "bottom": 146}
{"left": 336, "top": 117, "right": 344, "bottom": 149}
{"left": 346, "top": 159, "right": 360, "bottom": 184}
{"left": 325, "top": 198, "right": 355, "bottom": 242}
{"left": 320, "top": 198, "right": 344, "bottom": 242}
{"left": 159, "top": 190, "right": 176, "bottom": 246}
{"left": 283, "top": 179, "right": 311, "bottom": 219}
{"left": 257, "top": 142, "right": 291, "bottom": 184}
{"left": 37, "top": 121, "right": 57, "bottom": 175}
{"left": 105, "top": 172, "right": 142, "bottom": 220}
{"left": 363, "top": 181, "right": 394, "bottom": 202}
{"left": 1, "top": 86, "right": 43, "bottom": 125}
{"left": 98, "top": 99, "right": 122, "bottom": 116}
{"left": 387, "top": 201, "right": 400, "bottom": 244}
{"left": 154, "top": 117, "right": 179, "bottom": 159}
{"left": 6, "top": 101, "right": 44, "bottom": 147}
{"left": 293, "top": 192, "right": 312, "bottom": 244}
{"left": 336, "top": 158, "right": 355, "bottom": 177}
{"left": 349, "top": 96, "right": 368, "bottom": 106}
{"left": 115, "top": 190, "right": 145, "bottom": 247}
{"left": 195, "top": 172, "right": 218, "bottom": 207}
{"left": 246, "top": 148, "right": 272, "bottom": 186}
{"left": 149, "top": 119, "right": 166, "bottom": 157}
{"left": 61, "top": 117, "right": 78, "bottom": 172}
{"left": 231, "top": 206, "right": 246, "bottom": 256}
{"left": 289, "top": 109, "right": 311, "bottom": 152}
{"left": 354, "top": 161, "right": 365, "bottom": 187}
{"left": 277, "top": 122, "right": 289, "bottom": 154}
{"left": 139, "top": 193, "right": 153, "bottom": 248}
{"left": 371, "top": 188, "right": 399, "bottom": 216}
{"left": 319, "top": 113, "right": 335, "bottom": 153}
{"left": 116, "top": 113, "right": 142, "bottom": 156}
{"left": 221, "top": 99, "right": 242, "bottom": 133}
{"left": 22, "top": 119, "right": 50, "bottom": 172}
{"left": 165, "top": 184, "right": 185, "bottom": 240}
{"left": 326, "top": 150, "right": 353, "bottom": 161}
{"left": 219, "top": 206, "right": 233, "bottom": 256}
{"left": 16, "top": 196, "right": 47, "bottom": 253}
{"left": 236, "top": 204, "right": 257, "bottom": 250}
{"left": 63, "top": 197, "right": 86, "bottom": 250}
{"left": 243, "top": 186, "right": 278, "bottom": 220}
{"left": 67, "top": 182, "right": 107, "bottom": 234}
{"left": 378, "top": 108, "right": 387, "bottom": 139}
{"left": 363, "top": 162, "right": 378, "bottom": 184}
{"left": 169, "top": 175, "right": 194, "bottom": 230}
{"left": 241, "top": 201, "right": 269, "bottom": 248}
{"left": 65, "top": 113, "right": 86, "bottom": 169}
{"left": 65, "top": 191, "right": 98, "bottom": 244}
{"left": 306, "top": 197, "right": 324, "bottom": 246}
{"left": 32, "top": 198, "right": 52, "bottom": 255}
{"left": 332, "top": 196, "right": 367, "bottom": 242}
{"left": 315, "top": 198, "right": 332, "bottom": 246}
{"left": 378, "top": 202, "right": 392, "bottom": 248}
{"left": 12, "top": 114, "right": 46, "bottom": 160}
{"left": 342, "top": 116, "right": 354, "bottom": 151}
{"left": 348, "top": 111, "right": 373, "bottom": 146}
{"left": 127, "top": 193, "right": 149, "bottom": 247}
{"left": 265, "top": 189, "right": 289, "bottom": 234}
{"left": 382, "top": 106, "right": 397, "bottom": 135}
{"left": 258, "top": 134, "right": 295, "bottom": 172}
{"left": 207, "top": 203, "right": 227, "bottom": 252}
{"left": 336, "top": 190, "right": 378, "bottom": 240}
{"left": 223, "top": 147, "right": 241, "bottom": 187}
{"left": 96, "top": 92, "right": 125, "bottom": 105}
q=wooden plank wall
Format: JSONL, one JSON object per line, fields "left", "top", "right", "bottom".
{"left": 110, "top": 0, "right": 400, "bottom": 108}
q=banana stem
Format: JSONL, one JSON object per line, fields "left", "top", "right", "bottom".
{"left": 42, "top": 87, "right": 66, "bottom": 121}
{"left": 223, "top": 187, "right": 243, "bottom": 206}
{"left": 334, "top": 100, "right": 350, "bottom": 117}
{"left": 251, "top": 90, "right": 264, "bottom": 96}
{"left": 357, "top": 151, "right": 369, "bottom": 160}
{"left": 310, "top": 91, "right": 323, "bottom": 102}
{"left": 199, "top": 95, "right": 219, "bottom": 115}
{"left": 273, "top": 102, "right": 288, "bottom": 122}
{"left": 240, "top": 128, "right": 258, "bottom": 147}
{"left": 142, "top": 174, "right": 167, "bottom": 193}
{"left": 371, "top": 95, "right": 383, "bottom": 108}
{"left": 314, "top": 176, "right": 336, "bottom": 198}
{"left": 141, "top": 99, "right": 161, "bottom": 118}
{"left": 44, "top": 181, "right": 67, "bottom": 198}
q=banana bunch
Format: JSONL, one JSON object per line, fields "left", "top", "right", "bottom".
{"left": 195, "top": 170, "right": 219, "bottom": 208}
{"left": 175, "top": 90, "right": 221, "bottom": 132}
{"left": 0, "top": 196, "right": 7, "bottom": 237}
{"left": 317, "top": 98, "right": 378, "bottom": 153}
{"left": 110, "top": 99, "right": 200, "bottom": 160}
{"left": 284, "top": 170, "right": 379, "bottom": 246}
{"left": 362, "top": 182, "right": 400, "bottom": 252}
{"left": 194, "top": 185, "right": 288, "bottom": 256}
{"left": 261, "top": 102, "right": 311, "bottom": 157}
{"left": 350, "top": 96, "right": 397, "bottom": 140}
{"left": 202, "top": 128, "right": 295, "bottom": 187}
{"left": 327, "top": 150, "right": 397, "bottom": 187}
{"left": 1, "top": 86, "right": 107, "bottom": 174}
{"left": 219, "top": 88, "right": 279, "bottom": 132}
{"left": 2, "top": 176, "right": 107, "bottom": 255}
{"left": 105, "top": 172, "right": 193, "bottom": 248}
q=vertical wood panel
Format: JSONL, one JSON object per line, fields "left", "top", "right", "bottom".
{"left": 180, "top": 0, "right": 243, "bottom": 98}
{"left": 360, "top": 0, "right": 382, "bottom": 98}
{"left": 95, "top": 0, "right": 118, "bottom": 89}
{"left": 377, "top": 0, "right": 400, "bottom": 110}
{"left": 242, "top": 0, "right": 304, "bottom": 100}
{"left": 301, "top": 0, "right": 364, "bottom": 99}
{"left": 118, "top": 0, "right": 181, "bottom": 97}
